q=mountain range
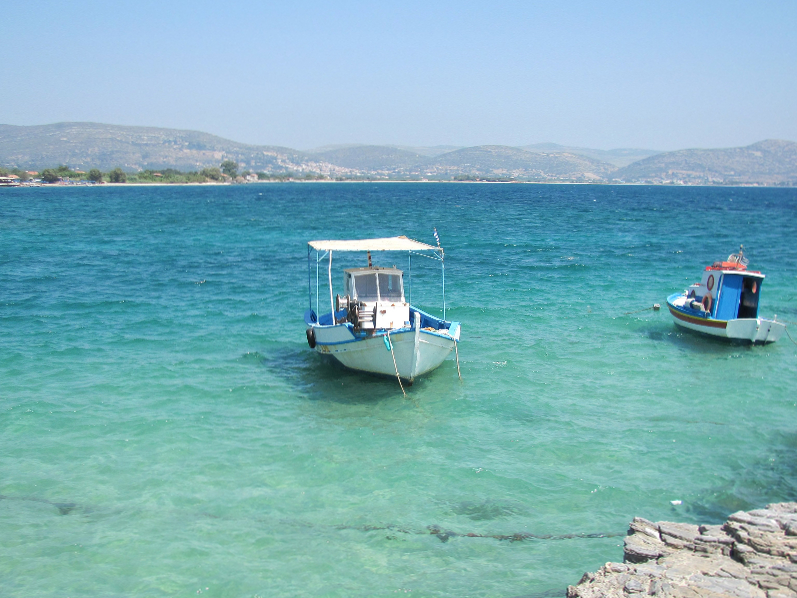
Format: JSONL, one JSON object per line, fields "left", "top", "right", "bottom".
{"left": 1, "top": 122, "right": 795, "bottom": 185}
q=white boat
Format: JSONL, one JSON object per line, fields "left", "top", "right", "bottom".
{"left": 0, "top": 175, "right": 21, "bottom": 187}
{"left": 304, "top": 236, "right": 461, "bottom": 383}
{"left": 666, "top": 246, "right": 785, "bottom": 343}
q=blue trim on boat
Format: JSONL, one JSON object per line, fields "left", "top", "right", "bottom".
{"left": 666, "top": 293, "right": 728, "bottom": 328}
{"left": 666, "top": 293, "right": 708, "bottom": 318}
{"left": 309, "top": 304, "right": 458, "bottom": 346}
{"left": 315, "top": 328, "right": 416, "bottom": 347}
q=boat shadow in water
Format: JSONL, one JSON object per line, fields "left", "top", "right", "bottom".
{"left": 639, "top": 322, "right": 773, "bottom": 354}
{"left": 256, "top": 343, "right": 440, "bottom": 404}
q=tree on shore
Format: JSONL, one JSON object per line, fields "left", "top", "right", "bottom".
{"left": 88, "top": 169, "right": 103, "bottom": 183}
{"left": 41, "top": 169, "right": 60, "bottom": 183}
{"left": 109, "top": 168, "right": 127, "bottom": 183}
{"left": 56, "top": 165, "right": 76, "bottom": 177}
{"left": 221, "top": 160, "right": 238, "bottom": 178}
{"left": 201, "top": 167, "right": 223, "bottom": 181}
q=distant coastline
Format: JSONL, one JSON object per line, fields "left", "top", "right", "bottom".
{"left": 2, "top": 123, "right": 796, "bottom": 186}
{"left": 4, "top": 178, "right": 793, "bottom": 189}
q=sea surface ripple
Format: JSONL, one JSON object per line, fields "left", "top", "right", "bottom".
{"left": 1, "top": 183, "right": 796, "bottom": 597}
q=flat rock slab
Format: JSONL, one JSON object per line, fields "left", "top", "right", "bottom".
{"left": 568, "top": 503, "right": 797, "bottom": 598}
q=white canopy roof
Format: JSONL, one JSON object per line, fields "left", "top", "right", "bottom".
{"left": 308, "top": 236, "right": 440, "bottom": 252}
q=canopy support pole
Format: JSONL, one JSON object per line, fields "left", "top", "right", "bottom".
{"left": 442, "top": 253, "right": 446, "bottom": 320}
{"left": 328, "top": 250, "right": 335, "bottom": 322}
{"left": 307, "top": 245, "right": 312, "bottom": 311}
{"left": 408, "top": 254, "right": 412, "bottom": 305}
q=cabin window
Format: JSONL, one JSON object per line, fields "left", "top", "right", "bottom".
{"left": 353, "top": 274, "right": 379, "bottom": 301}
{"left": 378, "top": 273, "right": 403, "bottom": 302}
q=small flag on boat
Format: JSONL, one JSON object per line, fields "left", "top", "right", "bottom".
{"left": 433, "top": 228, "right": 441, "bottom": 247}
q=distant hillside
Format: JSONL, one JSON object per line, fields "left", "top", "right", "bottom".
{"left": 0, "top": 122, "right": 346, "bottom": 175}
{"left": 308, "top": 145, "right": 426, "bottom": 172}
{"left": 0, "top": 122, "right": 620, "bottom": 181}
{"left": 424, "top": 145, "right": 617, "bottom": 181}
{"left": 2, "top": 123, "right": 794, "bottom": 185}
{"left": 520, "top": 143, "right": 661, "bottom": 168}
{"left": 389, "top": 145, "right": 464, "bottom": 158}
{"left": 309, "top": 144, "right": 618, "bottom": 180}
{"left": 613, "top": 140, "right": 797, "bottom": 185}
{"left": 307, "top": 144, "right": 462, "bottom": 158}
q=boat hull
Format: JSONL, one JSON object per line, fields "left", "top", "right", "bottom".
{"left": 309, "top": 321, "right": 459, "bottom": 381}
{"left": 666, "top": 294, "right": 784, "bottom": 343}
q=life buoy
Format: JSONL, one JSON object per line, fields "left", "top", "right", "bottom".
{"left": 707, "top": 275, "right": 715, "bottom": 291}
{"left": 306, "top": 328, "right": 316, "bottom": 349}
{"left": 701, "top": 294, "right": 712, "bottom": 313}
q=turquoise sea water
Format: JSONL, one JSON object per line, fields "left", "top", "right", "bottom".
{"left": 2, "top": 183, "right": 796, "bottom": 597}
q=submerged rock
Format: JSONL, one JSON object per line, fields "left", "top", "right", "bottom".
{"left": 567, "top": 502, "right": 797, "bottom": 598}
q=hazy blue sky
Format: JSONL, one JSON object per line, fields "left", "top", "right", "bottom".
{"left": 2, "top": 1, "right": 795, "bottom": 150}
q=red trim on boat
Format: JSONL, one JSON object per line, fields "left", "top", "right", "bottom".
{"left": 668, "top": 305, "right": 728, "bottom": 329}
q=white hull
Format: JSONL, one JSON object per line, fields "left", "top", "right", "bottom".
{"left": 668, "top": 300, "right": 785, "bottom": 343}
{"left": 311, "top": 324, "right": 458, "bottom": 381}
{"left": 672, "top": 317, "right": 785, "bottom": 343}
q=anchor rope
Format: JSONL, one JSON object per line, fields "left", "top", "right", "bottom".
{"left": 1, "top": 494, "right": 625, "bottom": 544}
{"left": 623, "top": 304, "right": 661, "bottom": 316}
{"left": 784, "top": 326, "right": 797, "bottom": 347}
{"left": 386, "top": 331, "right": 406, "bottom": 397}
{"left": 333, "top": 521, "right": 625, "bottom": 543}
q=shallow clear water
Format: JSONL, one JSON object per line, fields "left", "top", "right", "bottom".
{"left": 1, "top": 183, "right": 796, "bottom": 597}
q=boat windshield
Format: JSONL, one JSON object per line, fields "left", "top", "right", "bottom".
{"left": 378, "top": 273, "right": 403, "bottom": 302}
{"left": 354, "top": 274, "right": 379, "bottom": 301}
{"left": 352, "top": 272, "right": 404, "bottom": 302}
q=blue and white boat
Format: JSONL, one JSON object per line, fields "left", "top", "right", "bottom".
{"left": 304, "top": 236, "right": 461, "bottom": 383}
{"left": 666, "top": 246, "right": 785, "bottom": 343}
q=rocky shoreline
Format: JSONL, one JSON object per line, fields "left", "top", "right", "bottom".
{"left": 567, "top": 503, "right": 797, "bottom": 598}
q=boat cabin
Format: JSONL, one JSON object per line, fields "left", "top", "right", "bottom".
{"left": 687, "top": 269, "right": 765, "bottom": 320}
{"left": 344, "top": 266, "right": 405, "bottom": 303}
{"left": 342, "top": 266, "right": 410, "bottom": 331}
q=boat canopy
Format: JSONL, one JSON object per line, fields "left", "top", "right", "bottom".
{"left": 307, "top": 233, "right": 447, "bottom": 319}
{"left": 308, "top": 236, "right": 439, "bottom": 253}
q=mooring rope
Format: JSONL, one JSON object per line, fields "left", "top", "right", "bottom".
{"left": 332, "top": 522, "right": 624, "bottom": 543}
{"left": 1, "top": 493, "right": 624, "bottom": 544}
{"left": 784, "top": 326, "right": 797, "bottom": 347}
{"left": 623, "top": 303, "right": 661, "bottom": 316}
{"left": 386, "top": 331, "right": 406, "bottom": 397}
{"left": 454, "top": 342, "right": 462, "bottom": 380}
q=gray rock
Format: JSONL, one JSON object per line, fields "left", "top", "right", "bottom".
{"left": 728, "top": 512, "right": 782, "bottom": 534}
{"left": 625, "top": 578, "right": 646, "bottom": 593}
{"left": 632, "top": 518, "right": 663, "bottom": 540}
{"left": 701, "top": 525, "right": 727, "bottom": 537}
{"left": 568, "top": 503, "right": 797, "bottom": 598}
{"left": 626, "top": 534, "right": 668, "bottom": 563}
{"left": 659, "top": 522, "right": 701, "bottom": 543}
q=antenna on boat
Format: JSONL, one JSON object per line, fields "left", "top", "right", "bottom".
{"left": 728, "top": 244, "right": 749, "bottom": 267}
{"left": 434, "top": 228, "right": 446, "bottom": 320}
